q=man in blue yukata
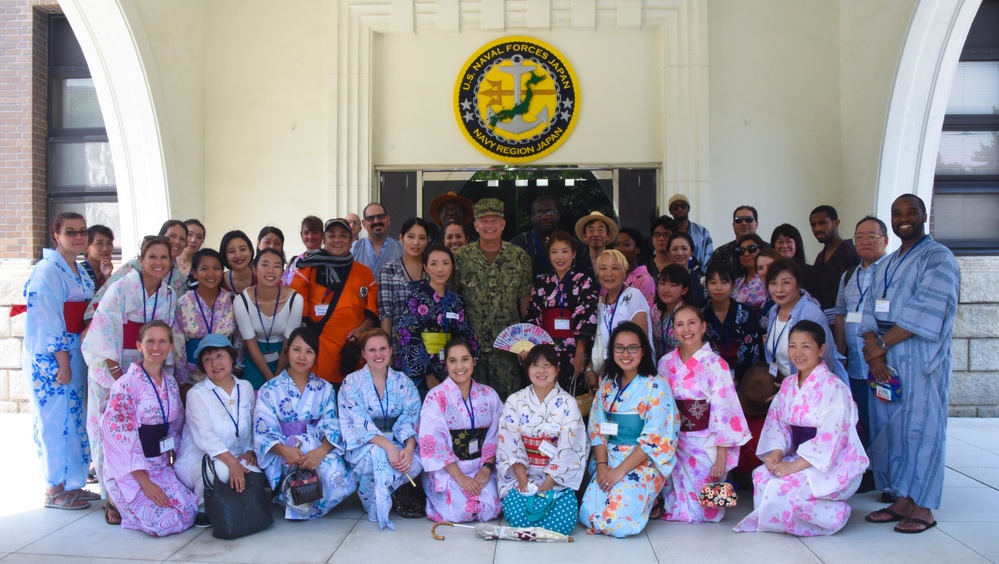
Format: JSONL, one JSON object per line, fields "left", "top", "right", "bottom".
{"left": 859, "top": 193, "right": 960, "bottom": 534}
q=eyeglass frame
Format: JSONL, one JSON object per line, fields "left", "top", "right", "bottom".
{"left": 612, "top": 344, "right": 642, "bottom": 354}
{"left": 735, "top": 244, "right": 761, "bottom": 255}
{"left": 732, "top": 216, "right": 756, "bottom": 224}
{"left": 363, "top": 212, "right": 387, "bottom": 223}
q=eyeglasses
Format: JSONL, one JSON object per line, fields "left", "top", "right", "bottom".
{"left": 531, "top": 209, "right": 558, "bottom": 218}
{"left": 735, "top": 244, "right": 760, "bottom": 255}
{"left": 732, "top": 216, "right": 756, "bottom": 224}
{"left": 61, "top": 229, "right": 88, "bottom": 238}
{"left": 346, "top": 220, "right": 361, "bottom": 226}
{"left": 612, "top": 344, "right": 642, "bottom": 354}
{"left": 364, "top": 213, "right": 387, "bottom": 223}
{"left": 853, "top": 234, "right": 885, "bottom": 244}
{"left": 651, "top": 231, "right": 671, "bottom": 239}
{"left": 669, "top": 202, "right": 689, "bottom": 210}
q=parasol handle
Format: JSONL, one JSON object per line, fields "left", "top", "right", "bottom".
{"left": 568, "top": 536, "right": 574, "bottom": 542}
{"left": 431, "top": 522, "right": 452, "bottom": 540}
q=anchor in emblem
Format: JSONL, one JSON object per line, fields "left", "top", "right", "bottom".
{"left": 485, "top": 54, "right": 551, "bottom": 135}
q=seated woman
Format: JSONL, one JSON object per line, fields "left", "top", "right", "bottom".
{"left": 100, "top": 321, "right": 197, "bottom": 535}
{"left": 418, "top": 338, "right": 503, "bottom": 523}
{"left": 172, "top": 249, "right": 236, "bottom": 386}
{"left": 731, "top": 234, "right": 767, "bottom": 310}
{"left": 657, "top": 306, "right": 750, "bottom": 523}
{"left": 175, "top": 334, "right": 258, "bottom": 528}
{"left": 650, "top": 264, "right": 690, "bottom": 362}
{"left": 764, "top": 259, "right": 847, "bottom": 383}
{"left": 579, "top": 322, "right": 678, "bottom": 538}
{"left": 496, "top": 344, "right": 589, "bottom": 536}
{"left": 701, "top": 262, "right": 763, "bottom": 385}
{"left": 397, "top": 246, "right": 478, "bottom": 393}
{"left": 253, "top": 327, "right": 357, "bottom": 520}
{"left": 339, "top": 329, "right": 424, "bottom": 530}
{"left": 666, "top": 232, "right": 707, "bottom": 307}
{"left": 734, "top": 320, "right": 868, "bottom": 536}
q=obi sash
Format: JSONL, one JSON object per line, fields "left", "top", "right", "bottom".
{"left": 605, "top": 412, "right": 644, "bottom": 446}
{"left": 372, "top": 416, "right": 399, "bottom": 434}
{"left": 122, "top": 320, "right": 143, "bottom": 351}
{"left": 185, "top": 338, "right": 203, "bottom": 364}
{"left": 137, "top": 423, "right": 169, "bottom": 458}
{"left": 523, "top": 435, "right": 559, "bottom": 467}
{"left": 63, "top": 301, "right": 89, "bottom": 334}
{"left": 280, "top": 419, "right": 320, "bottom": 437}
{"left": 422, "top": 332, "right": 452, "bottom": 355}
{"left": 676, "top": 399, "right": 711, "bottom": 432}
{"left": 790, "top": 425, "right": 817, "bottom": 452}
{"left": 449, "top": 428, "right": 488, "bottom": 461}
{"left": 541, "top": 308, "right": 573, "bottom": 339}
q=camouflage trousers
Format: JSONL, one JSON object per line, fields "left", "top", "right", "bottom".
{"left": 475, "top": 349, "right": 524, "bottom": 402}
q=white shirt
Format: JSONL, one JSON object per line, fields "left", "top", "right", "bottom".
{"left": 234, "top": 288, "right": 303, "bottom": 343}
{"left": 177, "top": 376, "right": 256, "bottom": 463}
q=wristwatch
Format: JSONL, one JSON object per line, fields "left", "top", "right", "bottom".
{"left": 877, "top": 336, "right": 888, "bottom": 350}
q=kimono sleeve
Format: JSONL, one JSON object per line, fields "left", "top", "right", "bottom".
{"left": 549, "top": 393, "right": 588, "bottom": 490}
{"left": 637, "top": 376, "right": 679, "bottom": 476}
{"left": 756, "top": 379, "right": 793, "bottom": 457}
{"left": 705, "top": 358, "right": 750, "bottom": 470}
{"left": 100, "top": 376, "right": 148, "bottom": 480}
{"left": 587, "top": 378, "right": 612, "bottom": 447}
{"left": 480, "top": 387, "right": 503, "bottom": 464}
{"left": 23, "top": 262, "right": 71, "bottom": 358}
{"left": 397, "top": 297, "right": 430, "bottom": 378}
{"left": 337, "top": 374, "right": 379, "bottom": 450}
{"left": 252, "top": 382, "right": 285, "bottom": 466}
{"left": 166, "top": 375, "right": 185, "bottom": 445}
{"left": 524, "top": 280, "right": 545, "bottom": 327}
{"left": 185, "top": 387, "right": 231, "bottom": 458}
{"left": 85, "top": 259, "right": 136, "bottom": 321}
{"left": 796, "top": 376, "right": 851, "bottom": 473}
{"left": 171, "top": 300, "right": 190, "bottom": 384}
{"left": 893, "top": 247, "right": 960, "bottom": 342}
{"left": 82, "top": 280, "right": 127, "bottom": 389}
{"left": 572, "top": 274, "right": 598, "bottom": 341}
{"left": 418, "top": 387, "right": 459, "bottom": 472}
{"left": 318, "top": 385, "right": 346, "bottom": 456}
{"left": 496, "top": 396, "right": 527, "bottom": 480}
{"left": 392, "top": 374, "right": 422, "bottom": 445}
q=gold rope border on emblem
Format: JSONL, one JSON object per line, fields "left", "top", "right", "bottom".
{"left": 453, "top": 36, "right": 579, "bottom": 164}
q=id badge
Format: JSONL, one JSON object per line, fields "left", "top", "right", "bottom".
{"left": 263, "top": 350, "right": 280, "bottom": 363}
{"left": 314, "top": 304, "right": 329, "bottom": 316}
{"left": 768, "top": 362, "right": 779, "bottom": 377}
{"left": 554, "top": 318, "right": 571, "bottom": 331}
{"left": 159, "top": 436, "right": 175, "bottom": 454}
{"left": 446, "top": 312, "right": 459, "bottom": 320}
{"left": 538, "top": 440, "right": 558, "bottom": 458}
{"left": 439, "top": 350, "right": 445, "bottom": 362}
{"left": 875, "top": 299, "right": 890, "bottom": 313}
{"left": 845, "top": 311, "right": 863, "bottom": 324}
{"left": 468, "top": 439, "right": 479, "bottom": 455}
{"left": 599, "top": 422, "right": 619, "bottom": 436}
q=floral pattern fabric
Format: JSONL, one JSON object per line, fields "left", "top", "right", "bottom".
{"left": 397, "top": 281, "right": 478, "bottom": 389}
{"left": 524, "top": 271, "right": 597, "bottom": 390}
{"left": 171, "top": 290, "right": 235, "bottom": 384}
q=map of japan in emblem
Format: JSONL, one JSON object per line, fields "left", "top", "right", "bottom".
{"left": 454, "top": 36, "right": 579, "bottom": 163}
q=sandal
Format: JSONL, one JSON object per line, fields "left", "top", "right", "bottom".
{"left": 104, "top": 501, "right": 122, "bottom": 525}
{"left": 865, "top": 507, "right": 905, "bottom": 523}
{"left": 650, "top": 495, "right": 665, "bottom": 520}
{"left": 44, "top": 491, "right": 90, "bottom": 510}
{"left": 70, "top": 489, "right": 101, "bottom": 502}
{"left": 894, "top": 517, "right": 937, "bottom": 534}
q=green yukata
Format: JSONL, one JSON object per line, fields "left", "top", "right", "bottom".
{"left": 454, "top": 242, "right": 532, "bottom": 400}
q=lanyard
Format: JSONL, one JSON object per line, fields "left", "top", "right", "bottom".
{"left": 228, "top": 271, "right": 256, "bottom": 294}
{"left": 401, "top": 261, "right": 425, "bottom": 285}
{"left": 443, "top": 290, "right": 452, "bottom": 335}
{"left": 603, "top": 290, "right": 624, "bottom": 337}
{"left": 611, "top": 375, "right": 635, "bottom": 412}
{"left": 770, "top": 317, "right": 791, "bottom": 361}
{"left": 460, "top": 389, "right": 475, "bottom": 430}
{"left": 139, "top": 273, "right": 160, "bottom": 322}
{"left": 854, "top": 266, "right": 870, "bottom": 312}
{"left": 882, "top": 235, "right": 928, "bottom": 299}
{"left": 211, "top": 383, "right": 241, "bottom": 437}
{"left": 556, "top": 272, "right": 569, "bottom": 312}
{"left": 532, "top": 232, "right": 551, "bottom": 273}
{"left": 195, "top": 291, "right": 217, "bottom": 333}
{"left": 140, "top": 364, "right": 170, "bottom": 428}
{"left": 371, "top": 376, "right": 390, "bottom": 431}
{"left": 255, "top": 285, "right": 281, "bottom": 343}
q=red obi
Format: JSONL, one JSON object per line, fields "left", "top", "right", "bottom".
{"left": 522, "top": 435, "right": 559, "bottom": 467}
{"left": 63, "top": 301, "right": 89, "bottom": 334}
{"left": 122, "top": 320, "right": 144, "bottom": 350}
{"left": 676, "top": 399, "right": 711, "bottom": 432}
{"left": 541, "top": 308, "right": 573, "bottom": 339}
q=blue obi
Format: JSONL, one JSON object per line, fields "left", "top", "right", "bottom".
{"left": 605, "top": 412, "right": 644, "bottom": 446}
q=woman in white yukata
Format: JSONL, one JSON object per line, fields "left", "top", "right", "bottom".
{"left": 340, "top": 329, "right": 424, "bottom": 530}
{"left": 419, "top": 338, "right": 503, "bottom": 523}
{"left": 253, "top": 327, "right": 357, "bottom": 520}
{"left": 175, "top": 333, "right": 258, "bottom": 528}
{"left": 734, "top": 320, "right": 868, "bottom": 536}
{"left": 83, "top": 236, "right": 177, "bottom": 525}
{"left": 497, "top": 344, "right": 588, "bottom": 536}
{"left": 22, "top": 212, "right": 99, "bottom": 510}
{"left": 100, "top": 321, "right": 198, "bottom": 536}
{"left": 657, "top": 305, "right": 750, "bottom": 523}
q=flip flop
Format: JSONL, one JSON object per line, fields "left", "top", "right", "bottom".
{"left": 104, "top": 501, "right": 122, "bottom": 525}
{"left": 895, "top": 517, "right": 937, "bottom": 534}
{"left": 865, "top": 507, "right": 905, "bottom": 523}
{"left": 44, "top": 491, "right": 90, "bottom": 510}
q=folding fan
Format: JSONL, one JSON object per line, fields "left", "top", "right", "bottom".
{"left": 494, "top": 323, "right": 555, "bottom": 354}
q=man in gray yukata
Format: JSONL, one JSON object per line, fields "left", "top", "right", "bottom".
{"left": 860, "top": 193, "right": 960, "bottom": 534}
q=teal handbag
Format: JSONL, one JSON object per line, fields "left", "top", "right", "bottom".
{"left": 523, "top": 489, "right": 569, "bottom": 523}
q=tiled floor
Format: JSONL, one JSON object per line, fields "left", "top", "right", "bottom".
{"left": 1, "top": 414, "right": 997, "bottom": 563}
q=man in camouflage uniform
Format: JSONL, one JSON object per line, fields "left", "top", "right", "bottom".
{"left": 454, "top": 198, "right": 532, "bottom": 400}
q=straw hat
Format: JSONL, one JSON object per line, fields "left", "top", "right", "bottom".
{"left": 574, "top": 211, "right": 619, "bottom": 242}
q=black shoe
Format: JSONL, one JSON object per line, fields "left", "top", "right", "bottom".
{"left": 858, "top": 471, "right": 876, "bottom": 493}
{"left": 194, "top": 512, "right": 211, "bottom": 528}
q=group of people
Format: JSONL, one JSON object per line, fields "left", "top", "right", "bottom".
{"left": 20, "top": 189, "right": 959, "bottom": 539}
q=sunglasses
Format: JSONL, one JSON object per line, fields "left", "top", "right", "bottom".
{"left": 732, "top": 216, "right": 756, "bottom": 224}
{"left": 735, "top": 244, "right": 760, "bottom": 255}
{"left": 364, "top": 213, "right": 387, "bottom": 223}
{"left": 61, "top": 229, "right": 88, "bottom": 238}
